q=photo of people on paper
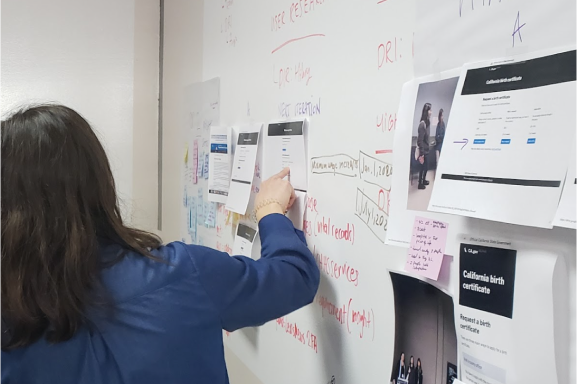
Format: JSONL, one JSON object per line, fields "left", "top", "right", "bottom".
{"left": 407, "top": 77, "right": 458, "bottom": 212}
{"left": 389, "top": 272, "right": 457, "bottom": 384}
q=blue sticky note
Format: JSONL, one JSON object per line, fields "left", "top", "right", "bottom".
{"left": 189, "top": 197, "right": 197, "bottom": 229}
{"left": 197, "top": 152, "right": 204, "bottom": 178}
{"left": 197, "top": 188, "right": 204, "bottom": 222}
{"left": 203, "top": 201, "right": 210, "bottom": 227}
{"left": 204, "top": 153, "right": 209, "bottom": 179}
{"left": 188, "top": 199, "right": 197, "bottom": 243}
{"left": 205, "top": 202, "right": 217, "bottom": 228}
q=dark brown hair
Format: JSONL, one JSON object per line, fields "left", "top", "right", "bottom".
{"left": 1, "top": 104, "right": 162, "bottom": 350}
{"left": 420, "top": 102, "right": 432, "bottom": 127}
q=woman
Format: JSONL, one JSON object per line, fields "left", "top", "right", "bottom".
{"left": 392, "top": 351, "right": 406, "bottom": 382}
{"left": 407, "top": 355, "right": 416, "bottom": 384}
{"left": 416, "top": 103, "right": 432, "bottom": 190}
{"left": 1, "top": 104, "right": 320, "bottom": 384}
{"left": 435, "top": 108, "right": 446, "bottom": 164}
{"left": 416, "top": 358, "right": 423, "bottom": 384}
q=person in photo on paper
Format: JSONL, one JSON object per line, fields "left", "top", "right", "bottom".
{"left": 415, "top": 358, "right": 423, "bottom": 384}
{"left": 407, "top": 77, "right": 458, "bottom": 212}
{"left": 406, "top": 355, "right": 416, "bottom": 383}
{"left": 389, "top": 273, "right": 457, "bottom": 384}
{"left": 417, "top": 103, "right": 432, "bottom": 190}
{"left": 392, "top": 351, "right": 407, "bottom": 383}
{"left": 435, "top": 108, "right": 445, "bottom": 165}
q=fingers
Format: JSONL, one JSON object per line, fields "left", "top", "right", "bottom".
{"left": 286, "top": 189, "right": 297, "bottom": 210}
{"left": 272, "top": 167, "right": 290, "bottom": 180}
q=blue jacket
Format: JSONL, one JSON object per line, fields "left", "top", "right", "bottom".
{"left": 1, "top": 214, "right": 320, "bottom": 384}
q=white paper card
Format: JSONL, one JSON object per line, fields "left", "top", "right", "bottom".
{"left": 208, "top": 126, "right": 232, "bottom": 203}
{"left": 232, "top": 223, "right": 258, "bottom": 258}
{"left": 386, "top": 69, "right": 466, "bottom": 258}
{"left": 265, "top": 121, "right": 307, "bottom": 192}
{"left": 429, "top": 48, "right": 576, "bottom": 228}
{"left": 225, "top": 124, "right": 262, "bottom": 214}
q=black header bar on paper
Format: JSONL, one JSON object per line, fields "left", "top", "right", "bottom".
{"left": 237, "top": 224, "right": 257, "bottom": 242}
{"left": 208, "top": 189, "right": 228, "bottom": 196}
{"left": 461, "top": 50, "right": 576, "bottom": 95}
{"left": 237, "top": 132, "right": 259, "bottom": 145}
{"left": 441, "top": 174, "right": 561, "bottom": 188}
{"left": 231, "top": 179, "right": 251, "bottom": 185}
{"left": 459, "top": 243, "right": 516, "bottom": 319}
{"left": 268, "top": 121, "right": 304, "bottom": 136}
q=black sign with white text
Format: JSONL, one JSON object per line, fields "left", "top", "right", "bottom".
{"left": 459, "top": 243, "right": 516, "bottom": 318}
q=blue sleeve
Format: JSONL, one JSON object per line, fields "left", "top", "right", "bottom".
{"left": 184, "top": 214, "right": 320, "bottom": 331}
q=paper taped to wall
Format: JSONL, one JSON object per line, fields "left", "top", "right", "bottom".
{"left": 429, "top": 49, "right": 576, "bottom": 228}
{"left": 208, "top": 126, "right": 232, "bottom": 203}
{"left": 226, "top": 124, "right": 262, "bottom": 214}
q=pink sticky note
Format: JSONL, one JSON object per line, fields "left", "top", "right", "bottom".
{"left": 192, "top": 140, "right": 199, "bottom": 184}
{"left": 405, "top": 216, "right": 449, "bottom": 280}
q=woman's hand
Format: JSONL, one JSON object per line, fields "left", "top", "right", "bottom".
{"left": 418, "top": 155, "right": 424, "bottom": 164}
{"left": 254, "top": 167, "right": 296, "bottom": 222}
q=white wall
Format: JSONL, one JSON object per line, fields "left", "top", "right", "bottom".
{"left": 161, "top": 0, "right": 203, "bottom": 241}
{"left": 1, "top": 0, "right": 137, "bottom": 219}
{"left": 132, "top": 1, "right": 161, "bottom": 232}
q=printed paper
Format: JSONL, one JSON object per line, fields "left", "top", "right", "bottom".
{"left": 208, "top": 126, "right": 232, "bottom": 203}
{"left": 429, "top": 49, "right": 576, "bottom": 228}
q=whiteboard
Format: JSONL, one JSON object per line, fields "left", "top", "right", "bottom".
{"left": 179, "top": 0, "right": 576, "bottom": 383}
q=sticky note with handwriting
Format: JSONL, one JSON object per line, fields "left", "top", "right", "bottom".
{"left": 405, "top": 216, "right": 448, "bottom": 280}
{"left": 192, "top": 140, "right": 199, "bottom": 184}
{"left": 197, "top": 151, "right": 204, "bottom": 178}
{"left": 205, "top": 202, "right": 217, "bottom": 228}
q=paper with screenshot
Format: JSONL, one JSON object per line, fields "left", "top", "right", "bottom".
{"left": 455, "top": 235, "right": 560, "bottom": 384}
{"left": 386, "top": 69, "right": 466, "bottom": 257}
{"left": 265, "top": 121, "right": 307, "bottom": 192}
{"left": 208, "top": 126, "right": 232, "bottom": 203}
{"left": 264, "top": 121, "right": 308, "bottom": 229}
{"left": 429, "top": 49, "right": 576, "bottom": 228}
{"left": 225, "top": 125, "right": 261, "bottom": 214}
{"left": 232, "top": 223, "right": 258, "bottom": 258}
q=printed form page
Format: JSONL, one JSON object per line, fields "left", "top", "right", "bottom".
{"left": 208, "top": 126, "right": 232, "bottom": 203}
{"left": 266, "top": 121, "right": 307, "bottom": 192}
{"left": 225, "top": 126, "right": 261, "bottom": 214}
{"left": 265, "top": 121, "right": 308, "bottom": 229}
{"left": 232, "top": 223, "right": 258, "bottom": 258}
{"left": 429, "top": 49, "right": 576, "bottom": 228}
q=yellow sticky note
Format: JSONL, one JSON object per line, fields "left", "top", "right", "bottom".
{"left": 184, "top": 144, "right": 189, "bottom": 164}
